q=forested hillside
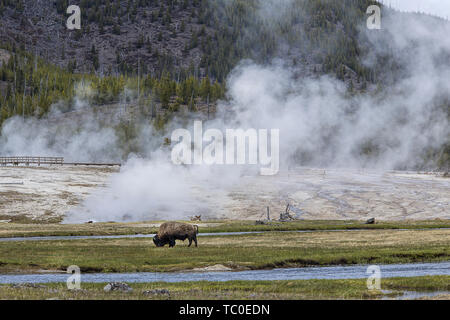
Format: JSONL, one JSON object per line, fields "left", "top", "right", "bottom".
{"left": 0, "top": 0, "right": 448, "bottom": 168}
{"left": 0, "top": 0, "right": 381, "bottom": 81}
{"left": 0, "top": 0, "right": 387, "bottom": 124}
{"left": 0, "top": 43, "right": 224, "bottom": 125}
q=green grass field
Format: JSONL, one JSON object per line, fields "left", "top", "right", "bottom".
{"left": 0, "top": 228, "right": 448, "bottom": 273}
{"left": 0, "top": 219, "right": 449, "bottom": 238}
{"left": 1, "top": 276, "right": 449, "bottom": 300}
{"left": 1, "top": 220, "right": 448, "bottom": 300}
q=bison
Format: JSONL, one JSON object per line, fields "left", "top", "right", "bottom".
{"left": 153, "top": 222, "right": 199, "bottom": 248}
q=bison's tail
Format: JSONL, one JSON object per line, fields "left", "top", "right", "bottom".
{"left": 194, "top": 225, "right": 199, "bottom": 234}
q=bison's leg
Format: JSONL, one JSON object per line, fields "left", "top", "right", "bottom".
{"left": 169, "top": 237, "right": 176, "bottom": 248}
{"left": 188, "top": 238, "right": 192, "bottom": 247}
{"left": 194, "top": 235, "right": 198, "bottom": 247}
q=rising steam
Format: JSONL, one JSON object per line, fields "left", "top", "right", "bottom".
{"left": 1, "top": 1, "right": 449, "bottom": 222}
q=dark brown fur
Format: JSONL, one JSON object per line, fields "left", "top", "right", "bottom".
{"left": 153, "top": 222, "right": 199, "bottom": 248}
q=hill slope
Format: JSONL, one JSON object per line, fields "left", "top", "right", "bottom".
{"left": 0, "top": 0, "right": 386, "bottom": 82}
{"left": 0, "top": 0, "right": 449, "bottom": 169}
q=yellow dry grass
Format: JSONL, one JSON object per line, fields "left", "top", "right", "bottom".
{"left": 202, "top": 229, "right": 450, "bottom": 248}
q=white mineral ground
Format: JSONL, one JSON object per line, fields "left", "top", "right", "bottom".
{"left": 0, "top": 166, "right": 114, "bottom": 222}
{"left": 0, "top": 166, "right": 448, "bottom": 222}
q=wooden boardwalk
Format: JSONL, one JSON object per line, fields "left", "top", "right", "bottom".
{"left": 0, "top": 157, "right": 121, "bottom": 167}
{"left": 63, "top": 162, "right": 121, "bottom": 167}
{"left": 0, "top": 156, "right": 64, "bottom": 166}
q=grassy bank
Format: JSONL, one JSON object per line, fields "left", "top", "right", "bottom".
{"left": 0, "top": 276, "right": 449, "bottom": 300}
{"left": 0, "top": 219, "right": 449, "bottom": 238}
{"left": 0, "top": 229, "right": 448, "bottom": 273}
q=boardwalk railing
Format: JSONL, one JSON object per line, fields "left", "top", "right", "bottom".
{"left": 0, "top": 156, "right": 121, "bottom": 167}
{"left": 0, "top": 156, "right": 64, "bottom": 166}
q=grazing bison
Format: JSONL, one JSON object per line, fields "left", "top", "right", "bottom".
{"left": 153, "top": 222, "right": 199, "bottom": 248}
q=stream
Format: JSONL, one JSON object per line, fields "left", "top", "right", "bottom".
{"left": 1, "top": 228, "right": 448, "bottom": 242}
{"left": 0, "top": 262, "right": 449, "bottom": 284}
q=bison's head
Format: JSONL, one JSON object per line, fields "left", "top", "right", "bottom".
{"left": 153, "top": 235, "right": 167, "bottom": 247}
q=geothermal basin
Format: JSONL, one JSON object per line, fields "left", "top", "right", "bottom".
{"left": 0, "top": 165, "right": 448, "bottom": 222}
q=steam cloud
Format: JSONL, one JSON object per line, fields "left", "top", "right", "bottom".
{"left": 1, "top": 2, "right": 449, "bottom": 222}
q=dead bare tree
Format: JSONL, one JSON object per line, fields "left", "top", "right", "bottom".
{"left": 280, "top": 204, "right": 294, "bottom": 221}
